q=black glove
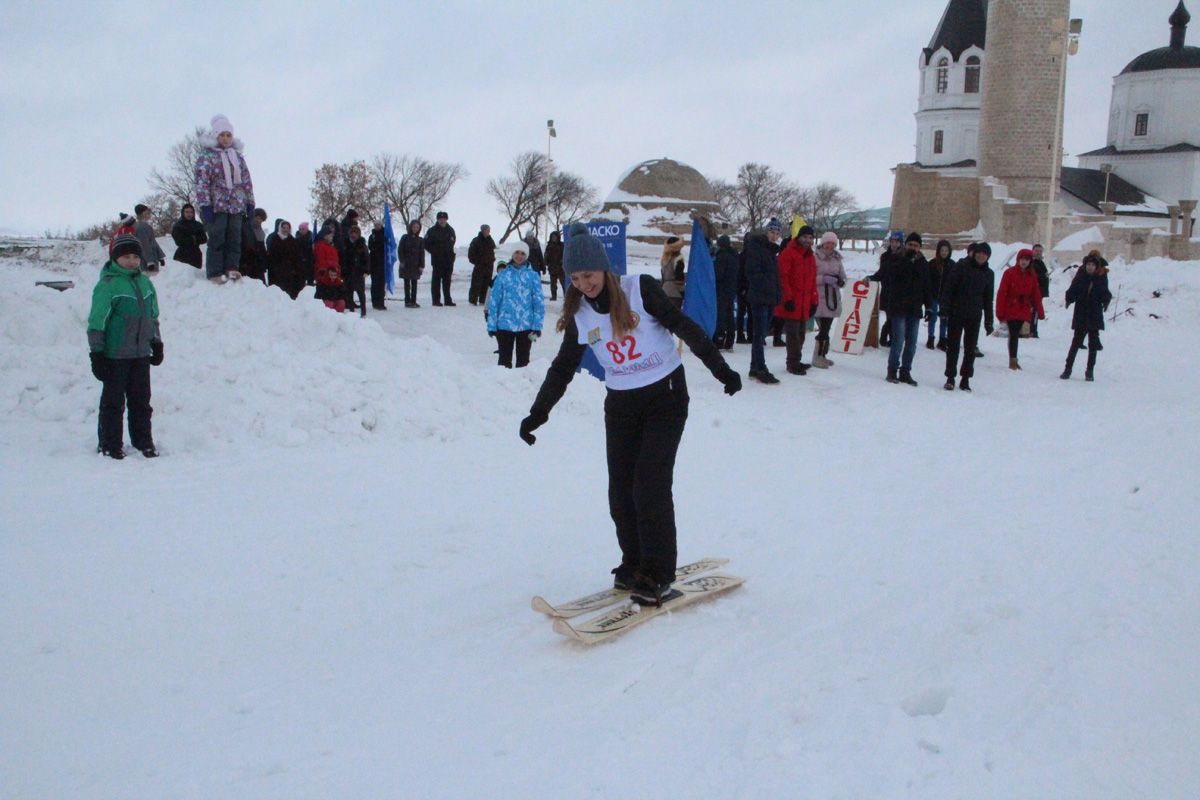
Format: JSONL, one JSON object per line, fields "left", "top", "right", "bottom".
{"left": 150, "top": 341, "right": 164, "bottom": 366}
{"left": 985, "top": 325, "right": 994, "bottom": 336}
{"left": 519, "top": 413, "right": 547, "bottom": 446}
{"left": 809, "top": 303, "right": 818, "bottom": 318}
{"left": 716, "top": 365, "right": 742, "bottom": 396}
{"left": 924, "top": 310, "right": 933, "bottom": 323}
{"left": 783, "top": 300, "right": 795, "bottom": 313}
{"left": 89, "top": 351, "right": 108, "bottom": 381}
{"left": 488, "top": 330, "right": 496, "bottom": 338}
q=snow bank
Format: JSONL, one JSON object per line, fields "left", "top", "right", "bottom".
{"left": 0, "top": 240, "right": 552, "bottom": 456}
{"left": 1054, "top": 226, "right": 1105, "bottom": 252}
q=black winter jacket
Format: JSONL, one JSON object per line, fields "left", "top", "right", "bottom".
{"left": 368, "top": 230, "right": 387, "bottom": 273}
{"left": 940, "top": 257, "right": 995, "bottom": 328}
{"left": 742, "top": 232, "right": 781, "bottom": 306}
{"left": 871, "top": 250, "right": 932, "bottom": 316}
{"left": 1065, "top": 267, "right": 1112, "bottom": 331}
{"left": 468, "top": 234, "right": 497, "bottom": 268}
{"left": 714, "top": 245, "right": 739, "bottom": 300}
{"left": 424, "top": 223, "right": 457, "bottom": 266}
{"left": 170, "top": 217, "right": 207, "bottom": 268}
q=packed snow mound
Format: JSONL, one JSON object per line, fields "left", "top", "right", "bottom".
{"left": 0, "top": 240, "right": 557, "bottom": 456}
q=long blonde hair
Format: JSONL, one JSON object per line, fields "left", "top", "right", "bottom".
{"left": 556, "top": 272, "right": 637, "bottom": 340}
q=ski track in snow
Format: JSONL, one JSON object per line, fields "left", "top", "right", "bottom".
{"left": 1, "top": 240, "right": 1198, "bottom": 799}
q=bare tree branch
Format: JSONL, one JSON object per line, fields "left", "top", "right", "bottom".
{"left": 147, "top": 126, "right": 207, "bottom": 206}
{"left": 487, "top": 152, "right": 550, "bottom": 243}
{"left": 370, "top": 154, "right": 466, "bottom": 227}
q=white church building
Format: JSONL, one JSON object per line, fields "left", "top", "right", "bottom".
{"left": 913, "top": 0, "right": 986, "bottom": 175}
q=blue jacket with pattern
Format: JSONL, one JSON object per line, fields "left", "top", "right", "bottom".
{"left": 486, "top": 262, "right": 544, "bottom": 333}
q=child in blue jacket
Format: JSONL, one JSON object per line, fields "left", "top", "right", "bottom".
{"left": 486, "top": 240, "right": 545, "bottom": 368}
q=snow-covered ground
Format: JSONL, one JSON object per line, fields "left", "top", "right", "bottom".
{"left": 2, "top": 240, "right": 1197, "bottom": 799}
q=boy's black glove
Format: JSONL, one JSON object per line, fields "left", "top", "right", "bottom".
{"left": 519, "top": 412, "right": 547, "bottom": 446}
{"left": 89, "top": 351, "right": 108, "bottom": 381}
{"left": 150, "top": 341, "right": 164, "bottom": 366}
{"left": 716, "top": 365, "right": 742, "bottom": 396}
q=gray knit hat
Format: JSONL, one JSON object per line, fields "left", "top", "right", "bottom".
{"left": 110, "top": 234, "right": 143, "bottom": 260}
{"left": 562, "top": 222, "right": 611, "bottom": 274}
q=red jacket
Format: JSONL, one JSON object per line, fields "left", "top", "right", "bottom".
{"left": 996, "top": 264, "right": 1045, "bottom": 323}
{"left": 314, "top": 240, "right": 342, "bottom": 286}
{"left": 774, "top": 239, "right": 819, "bottom": 320}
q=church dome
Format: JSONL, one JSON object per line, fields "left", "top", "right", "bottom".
{"left": 1121, "top": 1, "right": 1200, "bottom": 73}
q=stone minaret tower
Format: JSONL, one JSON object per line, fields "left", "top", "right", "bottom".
{"left": 977, "top": 0, "right": 1072, "bottom": 241}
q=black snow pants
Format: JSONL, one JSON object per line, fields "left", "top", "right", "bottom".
{"left": 604, "top": 366, "right": 689, "bottom": 584}
{"left": 98, "top": 357, "right": 153, "bottom": 451}
{"left": 945, "top": 317, "right": 982, "bottom": 378}
{"left": 495, "top": 330, "right": 532, "bottom": 368}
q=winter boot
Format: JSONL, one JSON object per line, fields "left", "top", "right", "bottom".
{"left": 139, "top": 445, "right": 159, "bottom": 458}
{"left": 629, "top": 572, "right": 676, "bottom": 607}
{"left": 750, "top": 369, "right": 781, "bottom": 385}
{"left": 100, "top": 447, "right": 126, "bottom": 460}
{"left": 736, "top": 332, "right": 749, "bottom": 344}
{"left": 1060, "top": 368, "right": 1072, "bottom": 379}
{"left": 944, "top": 378, "right": 955, "bottom": 391}
{"left": 959, "top": 376, "right": 971, "bottom": 392}
{"left": 936, "top": 337, "right": 948, "bottom": 352}
{"left": 772, "top": 334, "right": 785, "bottom": 348}
{"left": 227, "top": 270, "right": 242, "bottom": 280}
{"left": 821, "top": 339, "right": 835, "bottom": 366}
{"left": 209, "top": 274, "right": 228, "bottom": 285}
{"left": 886, "top": 367, "right": 899, "bottom": 384}
{"left": 899, "top": 370, "right": 918, "bottom": 387}
{"left": 1009, "top": 358, "right": 1021, "bottom": 370}
{"left": 926, "top": 335, "right": 935, "bottom": 350}
{"left": 811, "top": 340, "right": 830, "bottom": 369}
{"left": 1085, "top": 369, "right": 1094, "bottom": 382}
{"left": 611, "top": 563, "right": 637, "bottom": 591}
{"left": 974, "top": 346, "right": 985, "bottom": 358}
{"left": 786, "top": 364, "right": 808, "bottom": 376}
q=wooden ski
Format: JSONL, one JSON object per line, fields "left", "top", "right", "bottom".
{"left": 530, "top": 557, "right": 729, "bottom": 619}
{"left": 551, "top": 572, "right": 745, "bottom": 645}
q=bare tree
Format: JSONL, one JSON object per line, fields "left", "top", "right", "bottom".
{"left": 708, "top": 177, "right": 740, "bottom": 227}
{"left": 308, "top": 160, "right": 379, "bottom": 223}
{"left": 140, "top": 192, "right": 181, "bottom": 236}
{"left": 803, "top": 182, "right": 863, "bottom": 234}
{"left": 147, "top": 126, "right": 207, "bottom": 206}
{"left": 709, "top": 164, "right": 801, "bottom": 231}
{"left": 370, "top": 153, "right": 467, "bottom": 227}
{"left": 486, "top": 152, "right": 550, "bottom": 243}
{"left": 545, "top": 169, "right": 599, "bottom": 232}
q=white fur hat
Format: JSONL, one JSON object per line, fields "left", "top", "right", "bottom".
{"left": 509, "top": 239, "right": 529, "bottom": 256}
{"left": 210, "top": 114, "right": 234, "bottom": 136}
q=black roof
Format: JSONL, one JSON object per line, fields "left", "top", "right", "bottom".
{"left": 1122, "top": 1, "right": 1200, "bottom": 73}
{"left": 1078, "top": 142, "right": 1200, "bottom": 157}
{"left": 1059, "top": 167, "right": 1163, "bottom": 214}
{"left": 923, "top": 0, "right": 988, "bottom": 64}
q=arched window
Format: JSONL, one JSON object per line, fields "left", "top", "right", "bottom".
{"left": 936, "top": 57, "right": 949, "bottom": 94}
{"left": 965, "top": 56, "right": 981, "bottom": 93}
{"left": 934, "top": 130, "right": 945, "bottom": 155}
{"left": 1135, "top": 113, "right": 1149, "bottom": 137}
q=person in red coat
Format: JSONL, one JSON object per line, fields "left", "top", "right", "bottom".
{"left": 313, "top": 223, "right": 345, "bottom": 312}
{"left": 995, "top": 248, "right": 1046, "bottom": 369}
{"left": 774, "top": 225, "right": 820, "bottom": 375}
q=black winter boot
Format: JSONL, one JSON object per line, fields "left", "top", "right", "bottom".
{"left": 959, "top": 376, "right": 971, "bottom": 391}
{"left": 886, "top": 367, "right": 899, "bottom": 384}
{"left": 1085, "top": 369, "right": 1094, "bottom": 382}
{"left": 926, "top": 335, "right": 935, "bottom": 350}
{"left": 629, "top": 572, "right": 677, "bottom": 607}
{"left": 611, "top": 563, "right": 637, "bottom": 591}
{"left": 944, "top": 378, "right": 955, "bottom": 391}
{"left": 936, "top": 337, "right": 948, "bottom": 352}
{"left": 899, "top": 370, "right": 918, "bottom": 387}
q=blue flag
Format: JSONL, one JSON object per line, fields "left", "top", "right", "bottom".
{"left": 681, "top": 218, "right": 716, "bottom": 337}
{"left": 383, "top": 203, "right": 397, "bottom": 294}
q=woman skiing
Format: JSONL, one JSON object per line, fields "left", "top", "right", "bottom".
{"left": 519, "top": 223, "right": 742, "bottom": 606}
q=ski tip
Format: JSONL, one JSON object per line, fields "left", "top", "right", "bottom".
{"left": 551, "top": 617, "right": 583, "bottom": 641}
{"left": 531, "top": 596, "right": 555, "bottom": 616}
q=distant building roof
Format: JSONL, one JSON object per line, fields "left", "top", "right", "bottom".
{"left": 1121, "top": 1, "right": 1200, "bottom": 73}
{"left": 1077, "top": 143, "right": 1200, "bottom": 157}
{"left": 1059, "top": 166, "right": 1167, "bottom": 215}
{"left": 923, "top": 0, "right": 988, "bottom": 64}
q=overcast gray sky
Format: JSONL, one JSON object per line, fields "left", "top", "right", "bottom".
{"left": 0, "top": 0, "right": 1168, "bottom": 236}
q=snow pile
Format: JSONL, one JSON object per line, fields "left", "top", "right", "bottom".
{"left": 1054, "top": 225, "right": 1105, "bottom": 252}
{"left": 0, "top": 239, "right": 565, "bottom": 455}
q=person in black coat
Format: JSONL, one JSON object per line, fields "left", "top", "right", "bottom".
{"left": 927, "top": 239, "right": 953, "bottom": 350}
{"left": 368, "top": 222, "right": 388, "bottom": 310}
{"left": 170, "top": 203, "right": 207, "bottom": 269}
{"left": 743, "top": 229, "right": 783, "bottom": 383}
{"left": 343, "top": 223, "right": 370, "bottom": 317}
{"left": 295, "top": 223, "right": 315, "bottom": 285}
{"left": 1029, "top": 243, "right": 1051, "bottom": 338}
{"left": 544, "top": 230, "right": 564, "bottom": 301}
{"left": 265, "top": 219, "right": 305, "bottom": 299}
{"left": 1061, "top": 254, "right": 1112, "bottom": 381}
{"left": 398, "top": 219, "right": 425, "bottom": 307}
{"left": 939, "top": 241, "right": 995, "bottom": 391}
{"left": 467, "top": 224, "right": 497, "bottom": 305}
{"left": 713, "top": 235, "right": 739, "bottom": 350}
{"left": 424, "top": 211, "right": 457, "bottom": 306}
{"left": 524, "top": 231, "right": 545, "bottom": 275}
{"left": 869, "top": 232, "right": 932, "bottom": 385}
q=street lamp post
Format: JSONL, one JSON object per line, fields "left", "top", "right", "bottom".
{"left": 546, "top": 120, "right": 556, "bottom": 242}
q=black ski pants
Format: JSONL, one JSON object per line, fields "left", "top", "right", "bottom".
{"left": 495, "top": 330, "right": 532, "bottom": 368}
{"left": 370, "top": 262, "right": 387, "bottom": 307}
{"left": 604, "top": 366, "right": 689, "bottom": 584}
{"left": 98, "top": 357, "right": 153, "bottom": 451}
{"left": 431, "top": 262, "right": 453, "bottom": 304}
{"left": 1065, "top": 329, "right": 1100, "bottom": 373}
{"left": 1007, "top": 320, "right": 1024, "bottom": 358}
{"left": 469, "top": 264, "right": 492, "bottom": 305}
{"left": 403, "top": 278, "right": 419, "bottom": 305}
{"left": 945, "top": 316, "right": 982, "bottom": 378}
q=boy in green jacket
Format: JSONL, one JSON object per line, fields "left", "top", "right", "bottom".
{"left": 88, "top": 234, "right": 164, "bottom": 459}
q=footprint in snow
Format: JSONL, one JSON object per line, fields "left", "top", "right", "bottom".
{"left": 901, "top": 687, "right": 952, "bottom": 717}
